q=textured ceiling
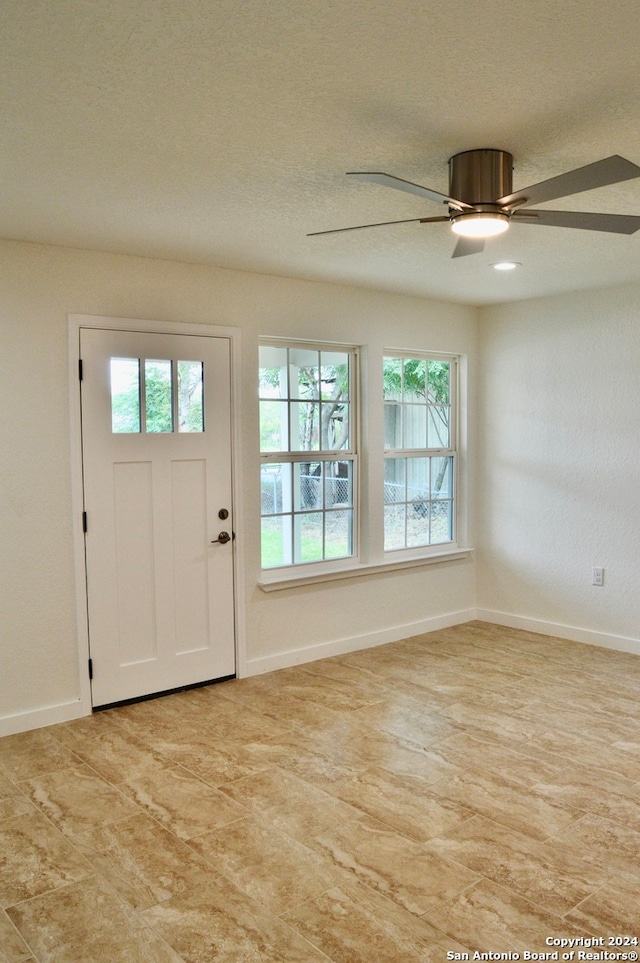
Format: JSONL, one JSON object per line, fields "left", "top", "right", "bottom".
{"left": 4, "top": 0, "right": 640, "bottom": 305}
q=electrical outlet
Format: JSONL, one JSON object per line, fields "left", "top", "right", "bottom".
{"left": 592, "top": 567, "right": 604, "bottom": 586}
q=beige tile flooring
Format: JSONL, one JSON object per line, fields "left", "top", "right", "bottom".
{"left": 1, "top": 621, "right": 640, "bottom": 962}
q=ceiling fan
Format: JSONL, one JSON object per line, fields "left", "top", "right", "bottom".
{"left": 308, "top": 149, "right": 640, "bottom": 257}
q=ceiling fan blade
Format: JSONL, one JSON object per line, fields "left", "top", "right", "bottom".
{"left": 512, "top": 209, "right": 640, "bottom": 234}
{"left": 307, "top": 215, "right": 448, "bottom": 236}
{"left": 451, "top": 236, "right": 485, "bottom": 258}
{"left": 347, "top": 171, "right": 472, "bottom": 211}
{"left": 498, "top": 155, "right": 640, "bottom": 209}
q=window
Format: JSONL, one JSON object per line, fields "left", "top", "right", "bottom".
{"left": 383, "top": 353, "right": 456, "bottom": 551}
{"left": 259, "top": 342, "right": 356, "bottom": 569}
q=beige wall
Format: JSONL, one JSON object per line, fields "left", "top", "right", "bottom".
{"left": 477, "top": 284, "right": 640, "bottom": 650}
{"left": 0, "top": 239, "right": 478, "bottom": 734}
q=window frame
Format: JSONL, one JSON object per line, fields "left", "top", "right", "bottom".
{"left": 382, "top": 349, "right": 458, "bottom": 558}
{"left": 258, "top": 340, "right": 468, "bottom": 591}
{"left": 259, "top": 338, "right": 360, "bottom": 576}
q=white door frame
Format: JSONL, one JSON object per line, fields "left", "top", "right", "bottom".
{"left": 68, "top": 314, "right": 246, "bottom": 718}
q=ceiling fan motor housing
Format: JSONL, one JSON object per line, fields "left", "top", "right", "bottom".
{"left": 449, "top": 149, "right": 513, "bottom": 206}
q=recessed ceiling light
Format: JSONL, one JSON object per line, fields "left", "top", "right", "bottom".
{"left": 492, "top": 261, "right": 521, "bottom": 271}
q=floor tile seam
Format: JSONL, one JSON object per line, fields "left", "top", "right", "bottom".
{"left": 512, "top": 696, "right": 640, "bottom": 730}
{"left": 520, "top": 740, "right": 637, "bottom": 778}
{"left": 431, "top": 741, "right": 571, "bottom": 778}
{"left": 0, "top": 913, "right": 35, "bottom": 963}
{"left": 557, "top": 880, "right": 616, "bottom": 929}
{"left": 63, "top": 746, "right": 182, "bottom": 786}
{"left": 419, "top": 873, "right": 574, "bottom": 946}
{"left": 312, "top": 726, "right": 456, "bottom": 760}
{"left": 1, "top": 783, "right": 112, "bottom": 869}
{"left": 303, "top": 757, "right": 473, "bottom": 818}
{"left": 168, "top": 850, "right": 339, "bottom": 925}
{"left": 542, "top": 752, "right": 640, "bottom": 785}
{"left": 423, "top": 842, "right": 604, "bottom": 922}
{"left": 417, "top": 877, "right": 499, "bottom": 949}
{"left": 418, "top": 786, "right": 578, "bottom": 847}
{"left": 550, "top": 811, "right": 640, "bottom": 856}
{"left": 0, "top": 745, "right": 90, "bottom": 786}
{"left": 430, "top": 812, "right": 609, "bottom": 887}
{"left": 3, "top": 869, "right": 103, "bottom": 917}
{"left": 133, "top": 756, "right": 257, "bottom": 795}
{"left": 1, "top": 919, "right": 40, "bottom": 963}
{"left": 32, "top": 871, "right": 191, "bottom": 963}
{"left": 325, "top": 798, "right": 478, "bottom": 849}
{"left": 140, "top": 795, "right": 254, "bottom": 848}
{"left": 538, "top": 783, "right": 640, "bottom": 820}
{"left": 108, "top": 763, "right": 257, "bottom": 843}
{"left": 528, "top": 769, "right": 640, "bottom": 807}
{"left": 294, "top": 662, "right": 392, "bottom": 690}
{"left": 0, "top": 781, "right": 41, "bottom": 821}
{"left": 563, "top": 880, "right": 640, "bottom": 924}
{"left": 279, "top": 879, "right": 459, "bottom": 954}
{"left": 272, "top": 917, "right": 338, "bottom": 963}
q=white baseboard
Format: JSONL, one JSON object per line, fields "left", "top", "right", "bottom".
{"left": 243, "top": 608, "right": 477, "bottom": 677}
{"left": 5, "top": 608, "right": 636, "bottom": 736}
{"left": 476, "top": 608, "right": 640, "bottom": 657}
{"left": 0, "top": 698, "right": 90, "bottom": 738}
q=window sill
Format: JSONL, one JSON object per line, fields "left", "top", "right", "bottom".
{"left": 257, "top": 547, "right": 473, "bottom": 592}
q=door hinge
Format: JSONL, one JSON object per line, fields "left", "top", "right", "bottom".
{"left": 79, "top": 359, "right": 83, "bottom": 381}
{"left": 82, "top": 511, "right": 88, "bottom": 533}
{"left": 88, "top": 658, "right": 93, "bottom": 680}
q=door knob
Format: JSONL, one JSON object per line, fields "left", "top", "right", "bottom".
{"left": 211, "top": 531, "right": 232, "bottom": 545}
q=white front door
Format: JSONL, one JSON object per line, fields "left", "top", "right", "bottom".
{"left": 80, "top": 327, "right": 236, "bottom": 707}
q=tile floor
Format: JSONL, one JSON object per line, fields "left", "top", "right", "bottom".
{"left": 1, "top": 621, "right": 640, "bottom": 961}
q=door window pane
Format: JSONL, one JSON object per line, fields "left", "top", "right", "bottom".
{"left": 110, "top": 358, "right": 141, "bottom": 433}
{"left": 177, "top": 361, "right": 204, "bottom": 432}
{"left": 145, "top": 360, "right": 173, "bottom": 433}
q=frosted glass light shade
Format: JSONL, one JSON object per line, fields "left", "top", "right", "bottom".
{"left": 451, "top": 212, "right": 510, "bottom": 238}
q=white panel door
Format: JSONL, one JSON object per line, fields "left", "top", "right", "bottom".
{"left": 80, "top": 327, "right": 236, "bottom": 707}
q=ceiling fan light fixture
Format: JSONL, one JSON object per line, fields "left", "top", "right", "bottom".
{"left": 451, "top": 211, "right": 510, "bottom": 238}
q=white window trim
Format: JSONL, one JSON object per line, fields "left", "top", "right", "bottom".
{"left": 382, "top": 349, "right": 458, "bottom": 555}
{"left": 258, "top": 341, "right": 471, "bottom": 592}
{"left": 258, "top": 546, "right": 472, "bottom": 591}
{"left": 259, "top": 338, "right": 359, "bottom": 570}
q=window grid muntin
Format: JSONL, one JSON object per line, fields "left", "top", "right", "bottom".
{"left": 383, "top": 453, "right": 455, "bottom": 550}
{"left": 259, "top": 345, "right": 353, "bottom": 456}
{"left": 383, "top": 353, "right": 455, "bottom": 453}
